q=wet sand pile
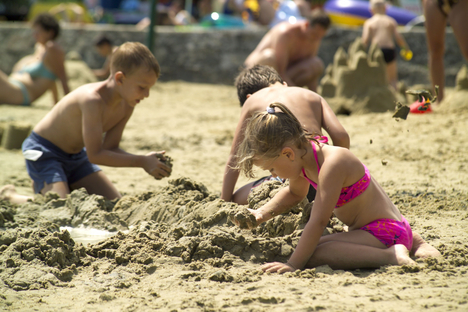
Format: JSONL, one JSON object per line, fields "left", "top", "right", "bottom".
{"left": 318, "top": 38, "right": 397, "bottom": 114}
{"left": 2, "top": 177, "right": 467, "bottom": 293}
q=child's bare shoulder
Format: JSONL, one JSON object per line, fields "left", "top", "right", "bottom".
{"left": 66, "top": 83, "right": 106, "bottom": 111}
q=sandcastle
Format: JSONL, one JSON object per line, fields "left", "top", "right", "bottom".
{"left": 439, "top": 65, "right": 468, "bottom": 112}
{"left": 318, "top": 37, "right": 396, "bottom": 114}
{"left": 0, "top": 123, "right": 31, "bottom": 150}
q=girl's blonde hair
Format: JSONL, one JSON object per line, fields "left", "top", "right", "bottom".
{"left": 236, "top": 102, "right": 318, "bottom": 178}
{"left": 110, "top": 42, "right": 160, "bottom": 78}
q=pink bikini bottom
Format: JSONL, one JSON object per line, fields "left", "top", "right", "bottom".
{"left": 361, "top": 216, "right": 413, "bottom": 250}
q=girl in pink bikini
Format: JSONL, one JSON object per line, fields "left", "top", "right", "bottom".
{"left": 234, "top": 102, "right": 440, "bottom": 273}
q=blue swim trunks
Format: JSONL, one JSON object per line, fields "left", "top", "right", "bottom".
{"left": 22, "top": 131, "right": 101, "bottom": 194}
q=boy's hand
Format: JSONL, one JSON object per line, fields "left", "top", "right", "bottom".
{"left": 143, "top": 151, "right": 172, "bottom": 180}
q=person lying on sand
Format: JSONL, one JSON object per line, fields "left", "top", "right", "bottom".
{"left": 243, "top": 9, "right": 330, "bottom": 92}
{"left": 221, "top": 65, "right": 349, "bottom": 205}
{"left": 232, "top": 102, "right": 441, "bottom": 272}
{"left": 1, "top": 42, "right": 171, "bottom": 204}
{"left": 0, "top": 13, "right": 69, "bottom": 106}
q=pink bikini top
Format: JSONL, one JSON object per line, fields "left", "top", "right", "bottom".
{"left": 301, "top": 141, "right": 371, "bottom": 208}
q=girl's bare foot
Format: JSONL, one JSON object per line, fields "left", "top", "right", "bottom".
{"left": 390, "top": 244, "right": 416, "bottom": 266}
{"left": 411, "top": 232, "right": 442, "bottom": 258}
{"left": 0, "top": 185, "right": 32, "bottom": 204}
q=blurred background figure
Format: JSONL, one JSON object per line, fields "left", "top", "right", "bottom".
{"left": 421, "top": 0, "right": 468, "bottom": 103}
{"left": 244, "top": 9, "right": 331, "bottom": 91}
{"left": 48, "top": 2, "right": 86, "bottom": 24}
{"left": 92, "top": 35, "right": 117, "bottom": 80}
{"left": 0, "top": 13, "right": 69, "bottom": 106}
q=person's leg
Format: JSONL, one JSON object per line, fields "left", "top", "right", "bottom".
{"left": 306, "top": 230, "right": 415, "bottom": 270}
{"left": 386, "top": 60, "right": 398, "bottom": 90}
{"left": 40, "top": 181, "right": 70, "bottom": 198}
{"left": 244, "top": 48, "right": 277, "bottom": 69}
{"left": 422, "top": 0, "right": 448, "bottom": 103}
{"left": 0, "top": 71, "right": 25, "bottom": 105}
{"left": 411, "top": 232, "right": 442, "bottom": 258}
{"left": 0, "top": 185, "right": 33, "bottom": 204}
{"left": 232, "top": 181, "right": 256, "bottom": 205}
{"left": 70, "top": 171, "right": 121, "bottom": 200}
{"left": 447, "top": 0, "right": 468, "bottom": 61}
{"left": 286, "top": 56, "right": 324, "bottom": 91}
{"left": 307, "top": 241, "right": 415, "bottom": 270}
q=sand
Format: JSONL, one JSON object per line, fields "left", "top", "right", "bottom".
{"left": 1, "top": 80, "right": 468, "bottom": 311}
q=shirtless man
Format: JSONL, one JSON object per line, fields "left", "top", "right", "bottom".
{"left": 244, "top": 9, "right": 330, "bottom": 92}
{"left": 362, "top": 0, "right": 410, "bottom": 89}
{"left": 221, "top": 65, "right": 349, "bottom": 205}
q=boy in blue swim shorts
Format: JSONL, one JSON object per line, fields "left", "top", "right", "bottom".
{"left": 2, "top": 42, "right": 171, "bottom": 203}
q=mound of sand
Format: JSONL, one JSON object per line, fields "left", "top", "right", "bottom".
{"left": 318, "top": 38, "right": 396, "bottom": 114}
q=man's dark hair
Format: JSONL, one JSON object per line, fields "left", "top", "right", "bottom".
{"left": 235, "top": 65, "right": 283, "bottom": 106}
{"left": 309, "top": 9, "right": 331, "bottom": 29}
{"left": 33, "top": 13, "right": 60, "bottom": 40}
{"left": 94, "top": 34, "right": 113, "bottom": 47}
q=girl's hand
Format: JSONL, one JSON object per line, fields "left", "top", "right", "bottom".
{"left": 261, "top": 262, "right": 296, "bottom": 274}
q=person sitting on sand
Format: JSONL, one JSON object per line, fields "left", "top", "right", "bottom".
{"left": 221, "top": 65, "right": 349, "bottom": 205}
{"left": 0, "top": 13, "right": 70, "bottom": 106}
{"left": 92, "top": 35, "right": 117, "bottom": 80}
{"left": 232, "top": 102, "right": 441, "bottom": 272}
{"left": 1, "top": 42, "right": 171, "bottom": 204}
{"left": 362, "top": 0, "right": 411, "bottom": 90}
{"left": 243, "top": 9, "right": 330, "bottom": 92}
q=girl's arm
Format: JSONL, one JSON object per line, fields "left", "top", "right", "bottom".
{"left": 50, "top": 81, "right": 59, "bottom": 104}
{"left": 263, "top": 154, "right": 347, "bottom": 273}
{"left": 252, "top": 175, "right": 310, "bottom": 225}
{"left": 45, "top": 43, "right": 70, "bottom": 96}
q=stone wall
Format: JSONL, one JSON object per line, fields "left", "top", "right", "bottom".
{"left": 0, "top": 22, "right": 465, "bottom": 86}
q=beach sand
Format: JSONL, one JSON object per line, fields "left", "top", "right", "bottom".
{"left": 0, "top": 81, "right": 467, "bottom": 311}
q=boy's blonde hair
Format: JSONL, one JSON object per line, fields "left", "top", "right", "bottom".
{"left": 110, "top": 42, "right": 160, "bottom": 78}
{"left": 370, "top": 0, "right": 386, "bottom": 11}
{"left": 236, "top": 102, "right": 318, "bottom": 178}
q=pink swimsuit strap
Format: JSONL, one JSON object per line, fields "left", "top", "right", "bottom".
{"left": 301, "top": 141, "right": 371, "bottom": 208}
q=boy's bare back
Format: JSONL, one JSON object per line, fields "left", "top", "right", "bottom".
{"left": 363, "top": 14, "right": 398, "bottom": 48}
{"left": 243, "top": 84, "right": 348, "bottom": 147}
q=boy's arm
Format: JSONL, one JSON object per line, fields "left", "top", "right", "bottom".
{"left": 221, "top": 108, "right": 250, "bottom": 201}
{"left": 320, "top": 97, "right": 350, "bottom": 149}
{"left": 393, "top": 23, "right": 409, "bottom": 50}
{"left": 361, "top": 21, "right": 371, "bottom": 47}
{"left": 81, "top": 101, "right": 171, "bottom": 179}
{"left": 93, "top": 57, "right": 111, "bottom": 80}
